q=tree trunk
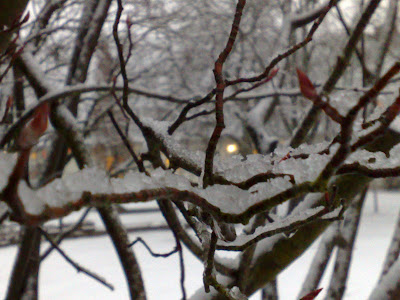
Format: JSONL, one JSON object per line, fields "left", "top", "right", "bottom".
{"left": 6, "top": 227, "right": 41, "bottom": 300}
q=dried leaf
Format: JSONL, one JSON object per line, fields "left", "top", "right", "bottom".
{"left": 266, "top": 67, "right": 279, "bottom": 81}
{"left": 30, "top": 103, "right": 49, "bottom": 133}
{"left": 297, "top": 68, "right": 318, "bottom": 100}
{"left": 300, "top": 288, "right": 323, "bottom": 300}
{"left": 17, "top": 103, "right": 49, "bottom": 149}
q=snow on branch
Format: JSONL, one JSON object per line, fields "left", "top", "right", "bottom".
{"left": 369, "top": 257, "right": 400, "bottom": 300}
{"left": 5, "top": 102, "right": 400, "bottom": 226}
{"left": 216, "top": 206, "right": 343, "bottom": 251}
{"left": 142, "top": 117, "right": 334, "bottom": 184}
{"left": 0, "top": 142, "right": 336, "bottom": 226}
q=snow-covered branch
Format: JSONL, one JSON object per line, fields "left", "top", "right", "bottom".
{"left": 369, "top": 258, "right": 400, "bottom": 300}
{"left": 217, "top": 206, "right": 343, "bottom": 251}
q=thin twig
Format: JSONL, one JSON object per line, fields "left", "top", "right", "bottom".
{"left": 112, "top": 0, "right": 129, "bottom": 107}
{"left": 172, "top": 230, "right": 187, "bottom": 300}
{"left": 129, "top": 237, "right": 178, "bottom": 257}
{"left": 107, "top": 110, "right": 147, "bottom": 173}
{"left": 291, "top": 0, "right": 383, "bottom": 148}
{"left": 130, "top": 231, "right": 186, "bottom": 298}
{"left": 0, "top": 211, "right": 9, "bottom": 225}
{"left": 168, "top": 91, "right": 215, "bottom": 135}
{"left": 203, "top": 0, "right": 247, "bottom": 187}
{"left": 173, "top": 201, "right": 202, "bottom": 239}
{"left": 203, "top": 231, "right": 218, "bottom": 292}
{"left": 38, "top": 227, "right": 115, "bottom": 291}
{"left": 40, "top": 208, "right": 92, "bottom": 261}
{"left": 225, "top": 0, "right": 337, "bottom": 86}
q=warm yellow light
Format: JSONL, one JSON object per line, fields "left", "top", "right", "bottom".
{"left": 226, "top": 144, "right": 238, "bottom": 153}
{"left": 106, "top": 156, "right": 115, "bottom": 170}
{"left": 30, "top": 152, "right": 38, "bottom": 160}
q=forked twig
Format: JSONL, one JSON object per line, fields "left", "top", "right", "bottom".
{"left": 39, "top": 227, "right": 114, "bottom": 291}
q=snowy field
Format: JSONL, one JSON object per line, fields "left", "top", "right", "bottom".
{"left": 0, "top": 191, "right": 398, "bottom": 300}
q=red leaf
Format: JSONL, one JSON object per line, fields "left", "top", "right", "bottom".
{"left": 296, "top": 68, "right": 318, "bottom": 100}
{"left": 17, "top": 103, "right": 49, "bottom": 149}
{"left": 30, "top": 103, "right": 49, "bottom": 134}
{"left": 267, "top": 67, "right": 279, "bottom": 80}
{"left": 300, "top": 288, "right": 323, "bottom": 300}
{"left": 260, "top": 68, "right": 279, "bottom": 84}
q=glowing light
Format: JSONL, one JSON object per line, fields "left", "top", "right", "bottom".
{"left": 226, "top": 144, "right": 238, "bottom": 153}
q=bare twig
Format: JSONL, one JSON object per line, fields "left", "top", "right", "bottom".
{"left": 337, "top": 163, "right": 400, "bottom": 178}
{"left": 38, "top": 227, "right": 115, "bottom": 291}
{"left": 112, "top": 0, "right": 129, "bottom": 107}
{"left": 129, "top": 237, "right": 178, "bottom": 257}
{"left": 352, "top": 93, "right": 400, "bottom": 151}
{"left": 0, "top": 211, "right": 9, "bottom": 225}
{"left": 203, "top": 231, "right": 218, "bottom": 292}
{"left": 40, "top": 208, "right": 92, "bottom": 261}
{"left": 159, "top": 200, "right": 236, "bottom": 277}
{"left": 107, "top": 110, "right": 146, "bottom": 173}
{"left": 203, "top": 0, "right": 246, "bottom": 187}
{"left": 225, "top": 0, "right": 338, "bottom": 87}
{"left": 129, "top": 223, "right": 186, "bottom": 299}
{"left": 173, "top": 231, "right": 187, "bottom": 300}
{"left": 291, "top": 0, "right": 383, "bottom": 148}
{"left": 168, "top": 91, "right": 215, "bottom": 135}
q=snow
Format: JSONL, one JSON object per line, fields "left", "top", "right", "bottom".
{"left": 291, "top": 192, "right": 325, "bottom": 214}
{"left": 10, "top": 123, "right": 400, "bottom": 223}
{"left": 142, "top": 117, "right": 205, "bottom": 171}
{"left": 298, "top": 223, "right": 339, "bottom": 298}
{"left": 143, "top": 116, "right": 335, "bottom": 185}
{"left": 18, "top": 181, "right": 46, "bottom": 215}
{"left": 390, "top": 115, "right": 400, "bottom": 133}
{"left": 0, "top": 152, "right": 16, "bottom": 190}
{"left": 229, "top": 286, "right": 247, "bottom": 300}
{"left": 0, "top": 190, "right": 398, "bottom": 299}
{"left": 368, "top": 258, "right": 400, "bottom": 300}
{"left": 217, "top": 206, "right": 327, "bottom": 249}
{"left": 0, "top": 141, "right": 332, "bottom": 218}
{"left": 345, "top": 144, "right": 400, "bottom": 169}
{"left": 280, "top": 191, "right": 400, "bottom": 300}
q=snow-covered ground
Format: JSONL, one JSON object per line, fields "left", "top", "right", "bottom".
{"left": 0, "top": 191, "right": 398, "bottom": 299}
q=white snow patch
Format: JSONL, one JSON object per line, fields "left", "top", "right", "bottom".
{"left": 0, "top": 152, "right": 17, "bottom": 190}
{"left": 19, "top": 181, "right": 46, "bottom": 215}
{"left": 218, "top": 207, "right": 326, "bottom": 248}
